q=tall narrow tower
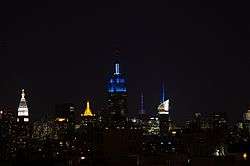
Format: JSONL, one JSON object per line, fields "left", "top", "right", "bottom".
{"left": 17, "top": 89, "right": 29, "bottom": 122}
{"left": 158, "top": 83, "right": 170, "bottom": 135}
{"left": 105, "top": 60, "right": 128, "bottom": 121}
{"left": 139, "top": 92, "right": 145, "bottom": 115}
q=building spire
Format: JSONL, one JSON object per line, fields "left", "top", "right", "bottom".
{"left": 140, "top": 92, "right": 145, "bottom": 114}
{"left": 115, "top": 63, "right": 120, "bottom": 75}
{"left": 114, "top": 49, "right": 121, "bottom": 75}
{"left": 21, "top": 89, "right": 25, "bottom": 99}
{"left": 82, "top": 100, "right": 93, "bottom": 117}
{"left": 161, "top": 83, "right": 165, "bottom": 103}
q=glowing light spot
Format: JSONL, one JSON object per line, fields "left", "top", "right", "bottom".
{"left": 243, "top": 153, "right": 247, "bottom": 160}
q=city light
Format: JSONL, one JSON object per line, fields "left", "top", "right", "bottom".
{"left": 0, "top": 55, "right": 250, "bottom": 166}
{"left": 243, "top": 153, "right": 247, "bottom": 160}
{"left": 56, "top": 118, "right": 66, "bottom": 122}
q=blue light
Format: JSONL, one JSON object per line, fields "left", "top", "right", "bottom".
{"left": 108, "top": 76, "right": 126, "bottom": 93}
{"left": 108, "top": 62, "right": 127, "bottom": 94}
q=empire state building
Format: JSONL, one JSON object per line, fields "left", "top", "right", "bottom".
{"left": 104, "top": 61, "right": 128, "bottom": 121}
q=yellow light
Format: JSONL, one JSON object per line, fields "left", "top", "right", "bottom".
{"left": 82, "top": 101, "right": 93, "bottom": 117}
{"left": 56, "top": 118, "right": 65, "bottom": 122}
{"left": 243, "top": 153, "right": 247, "bottom": 160}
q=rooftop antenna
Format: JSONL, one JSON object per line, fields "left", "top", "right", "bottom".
{"left": 140, "top": 92, "right": 145, "bottom": 114}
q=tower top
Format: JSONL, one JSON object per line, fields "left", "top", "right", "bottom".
{"left": 17, "top": 89, "right": 29, "bottom": 120}
{"left": 82, "top": 101, "right": 93, "bottom": 117}
{"left": 21, "top": 89, "right": 25, "bottom": 99}
{"left": 113, "top": 49, "right": 121, "bottom": 75}
{"left": 114, "top": 63, "right": 120, "bottom": 75}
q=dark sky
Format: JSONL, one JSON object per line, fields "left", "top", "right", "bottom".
{"left": 1, "top": 1, "right": 250, "bottom": 122}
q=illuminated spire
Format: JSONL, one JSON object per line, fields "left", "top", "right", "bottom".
{"left": 140, "top": 92, "right": 145, "bottom": 114}
{"left": 114, "top": 63, "right": 120, "bottom": 75}
{"left": 161, "top": 83, "right": 165, "bottom": 103}
{"left": 17, "top": 89, "right": 29, "bottom": 122}
{"left": 82, "top": 101, "right": 93, "bottom": 117}
{"left": 114, "top": 49, "right": 121, "bottom": 75}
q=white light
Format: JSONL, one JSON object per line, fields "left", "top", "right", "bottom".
{"left": 158, "top": 99, "right": 169, "bottom": 112}
{"left": 172, "top": 131, "right": 177, "bottom": 135}
{"left": 24, "top": 118, "right": 29, "bottom": 122}
{"left": 18, "top": 89, "right": 29, "bottom": 118}
{"left": 81, "top": 156, "right": 85, "bottom": 160}
{"left": 115, "top": 63, "right": 120, "bottom": 74}
{"left": 243, "top": 153, "right": 247, "bottom": 160}
{"left": 215, "top": 149, "right": 219, "bottom": 156}
{"left": 158, "top": 112, "right": 169, "bottom": 115}
{"left": 0, "top": 110, "right": 3, "bottom": 114}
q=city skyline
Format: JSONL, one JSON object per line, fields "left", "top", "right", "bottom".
{"left": 1, "top": 1, "right": 250, "bottom": 122}
{"left": 0, "top": 59, "right": 249, "bottom": 123}
{"left": 1, "top": 1, "right": 250, "bottom": 165}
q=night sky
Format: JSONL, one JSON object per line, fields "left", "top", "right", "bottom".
{"left": 1, "top": 1, "right": 250, "bottom": 122}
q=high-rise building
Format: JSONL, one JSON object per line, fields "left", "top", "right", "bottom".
{"left": 17, "top": 89, "right": 29, "bottom": 123}
{"left": 15, "top": 89, "right": 31, "bottom": 147}
{"left": 158, "top": 84, "right": 170, "bottom": 135}
{"left": 243, "top": 107, "right": 250, "bottom": 133}
{"left": 243, "top": 107, "right": 250, "bottom": 121}
{"left": 55, "top": 103, "right": 75, "bottom": 123}
{"left": 104, "top": 61, "right": 128, "bottom": 121}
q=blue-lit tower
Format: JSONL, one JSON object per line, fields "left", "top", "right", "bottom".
{"left": 105, "top": 61, "right": 128, "bottom": 121}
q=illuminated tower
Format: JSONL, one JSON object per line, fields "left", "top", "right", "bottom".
{"left": 105, "top": 61, "right": 128, "bottom": 121}
{"left": 17, "top": 89, "right": 29, "bottom": 123}
{"left": 158, "top": 84, "right": 169, "bottom": 116}
{"left": 16, "top": 89, "right": 30, "bottom": 142}
{"left": 81, "top": 101, "right": 93, "bottom": 117}
{"left": 158, "top": 84, "right": 170, "bottom": 135}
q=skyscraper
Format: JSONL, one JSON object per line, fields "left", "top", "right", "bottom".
{"left": 104, "top": 61, "right": 128, "bottom": 121}
{"left": 158, "top": 84, "right": 170, "bottom": 135}
{"left": 55, "top": 103, "right": 75, "bottom": 123}
{"left": 16, "top": 89, "right": 31, "bottom": 145}
{"left": 17, "top": 89, "right": 29, "bottom": 123}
